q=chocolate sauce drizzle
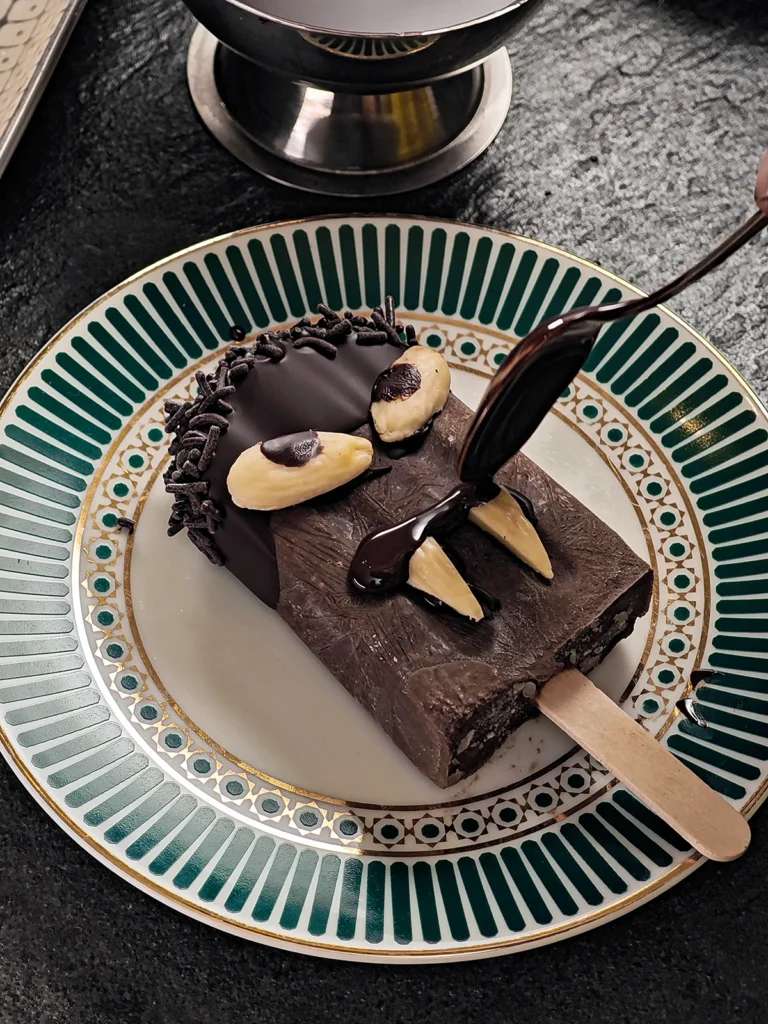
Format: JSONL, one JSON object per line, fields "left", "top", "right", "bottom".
{"left": 372, "top": 362, "right": 422, "bottom": 403}
{"left": 349, "top": 315, "right": 603, "bottom": 594}
{"left": 165, "top": 300, "right": 408, "bottom": 565}
{"left": 262, "top": 430, "right": 322, "bottom": 467}
{"left": 350, "top": 157, "right": 768, "bottom": 600}
{"left": 349, "top": 481, "right": 498, "bottom": 594}
{"left": 675, "top": 669, "right": 716, "bottom": 728}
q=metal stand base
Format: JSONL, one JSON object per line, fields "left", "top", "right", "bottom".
{"left": 187, "top": 25, "right": 513, "bottom": 197}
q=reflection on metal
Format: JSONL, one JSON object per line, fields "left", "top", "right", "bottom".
{"left": 187, "top": 26, "right": 513, "bottom": 196}
{"left": 180, "top": 0, "right": 543, "bottom": 191}
{"left": 300, "top": 31, "right": 437, "bottom": 60}
{"left": 281, "top": 88, "right": 335, "bottom": 164}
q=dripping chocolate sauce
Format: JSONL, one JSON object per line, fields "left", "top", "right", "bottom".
{"left": 351, "top": 197, "right": 765, "bottom": 600}
{"left": 349, "top": 480, "right": 499, "bottom": 595}
{"left": 349, "top": 288, "right": 624, "bottom": 602}
{"left": 674, "top": 668, "right": 716, "bottom": 728}
{"left": 347, "top": 476, "right": 532, "bottom": 599}
{"left": 690, "top": 669, "right": 715, "bottom": 685}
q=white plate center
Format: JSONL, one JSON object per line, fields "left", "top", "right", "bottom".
{"left": 130, "top": 370, "right": 651, "bottom": 805}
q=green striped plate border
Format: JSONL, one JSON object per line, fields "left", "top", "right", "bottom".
{"left": 0, "top": 216, "right": 766, "bottom": 961}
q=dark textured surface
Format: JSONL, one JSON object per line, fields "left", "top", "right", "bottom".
{"left": 0, "top": 0, "right": 767, "bottom": 1020}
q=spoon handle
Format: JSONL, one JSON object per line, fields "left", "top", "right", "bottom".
{"left": 597, "top": 209, "right": 768, "bottom": 325}
{"left": 598, "top": 148, "right": 768, "bottom": 323}
{"left": 459, "top": 152, "right": 768, "bottom": 482}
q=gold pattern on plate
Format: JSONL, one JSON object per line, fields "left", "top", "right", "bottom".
{"left": 70, "top": 319, "right": 708, "bottom": 861}
{"left": 0, "top": 722, "right": 715, "bottom": 958}
{"left": 0, "top": 216, "right": 764, "bottom": 956}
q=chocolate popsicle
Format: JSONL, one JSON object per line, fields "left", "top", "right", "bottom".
{"left": 165, "top": 305, "right": 652, "bottom": 788}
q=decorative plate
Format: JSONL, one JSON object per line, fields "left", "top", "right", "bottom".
{"left": 0, "top": 216, "right": 766, "bottom": 962}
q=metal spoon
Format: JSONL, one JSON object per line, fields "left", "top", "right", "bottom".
{"left": 452, "top": 150, "right": 768, "bottom": 862}
{"left": 459, "top": 149, "right": 768, "bottom": 482}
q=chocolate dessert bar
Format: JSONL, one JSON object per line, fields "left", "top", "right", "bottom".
{"left": 165, "top": 304, "right": 653, "bottom": 788}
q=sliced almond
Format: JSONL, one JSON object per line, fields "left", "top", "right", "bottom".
{"left": 371, "top": 346, "right": 451, "bottom": 443}
{"left": 408, "top": 537, "right": 483, "bottom": 621}
{"left": 227, "top": 431, "right": 373, "bottom": 511}
{"left": 469, "top": 486, "right": 553, "bottom": 579}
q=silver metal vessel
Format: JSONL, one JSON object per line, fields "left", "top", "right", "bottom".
{"left": 183, "top": 0, "right": 543, "bottom": 195}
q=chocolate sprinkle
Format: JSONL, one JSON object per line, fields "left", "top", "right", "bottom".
{"left": 165, "top": 299, "right": 413, "bottom": 564}
{"left": 355, "top": 330, "right": 390, "bottom": 345}
{"left": 163, "top": 355, "right": 242, "bottom": 562}
{"left": 293, "top": 337, "right": 338, "bottom": 359}
{"left": 116, "top": 516, "right": 135, "bottom": 534}
{"left": 188, "top": 412, "right": 231, "bottom": 431}
{"left": 255, "top": 337, "right": 286, "bottom": 362}
{"left": 290, "top": 318, "right": 312, "bottom": 336}
{"left": 327, "top": 319, "right": 353, "bottom": 338}
{"left": 371, "top": 309, "right": 403, "bottom": 346}
{"left": 197, "top": 426, "right": 220, "bottom": 472}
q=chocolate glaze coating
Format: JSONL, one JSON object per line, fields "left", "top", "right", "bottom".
{"left": 204, "top": 341, "right": 397, "bottom": 607}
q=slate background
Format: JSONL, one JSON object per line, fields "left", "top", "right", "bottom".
{"left": 0, "top": 0, "right": 767, "bottom": 1020}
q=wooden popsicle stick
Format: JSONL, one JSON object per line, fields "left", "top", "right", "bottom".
{"left": 535, "top": 668, "right": 751, "bottom": 862}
